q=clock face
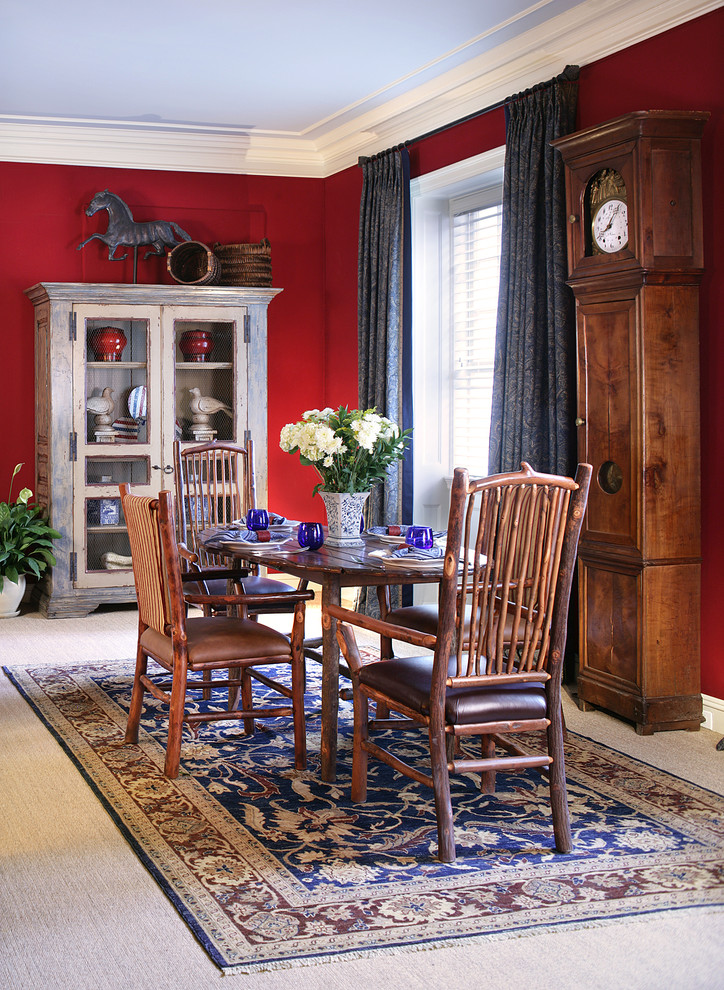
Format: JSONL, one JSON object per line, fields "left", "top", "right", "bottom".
{"left": 592, "top": 198, "right": 628, "bottom": 254}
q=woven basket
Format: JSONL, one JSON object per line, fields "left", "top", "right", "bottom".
{"left": 213, "top": 239, "right": 272, "bottom": 286}
{"left": 167, "top": 241, "right": 221, "bottom": 286}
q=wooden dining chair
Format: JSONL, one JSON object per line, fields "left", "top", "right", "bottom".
{"left": 120, "top": 484, "right": 312, "bottom": 777}
{"left": 325, "top": 461, "right": 591, "bottom": 863}
{"left": 174, "top": 439, "right": 298, "bottom": 613}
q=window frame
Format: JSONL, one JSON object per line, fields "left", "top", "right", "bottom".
{"left": 410, "top": 148, "right": 505, "bottom": 546}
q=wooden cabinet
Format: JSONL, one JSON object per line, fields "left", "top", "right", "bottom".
{"left": 26, "top": 282, "right": 281, "bottom": 617}
{"left": 552, "top": 111, "right": 708, "bottom": 733}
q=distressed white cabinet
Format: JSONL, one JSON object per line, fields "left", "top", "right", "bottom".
{"left": 26, "top": 282, "right": 281, "bottom": 617}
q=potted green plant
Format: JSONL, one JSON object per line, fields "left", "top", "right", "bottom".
{"left": 0, "top": 463, "right": 61, "bottom": 617}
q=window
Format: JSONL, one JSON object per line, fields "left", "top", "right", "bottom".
{"left": 450, "top": 195, "right": 502, "bottom": 476}
{"left": 410, "top": 149, "right": 504, "bottom": 538}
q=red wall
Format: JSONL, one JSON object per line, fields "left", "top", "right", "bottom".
{"left": 0, "top": 164, "right": 331, "bottom": 523}
{"left": 1, "top": 7, "right": 722, "bottom": 698}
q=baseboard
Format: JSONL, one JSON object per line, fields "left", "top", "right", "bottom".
{"left": 702, "top": 694, "right": 724, "bottom": 734}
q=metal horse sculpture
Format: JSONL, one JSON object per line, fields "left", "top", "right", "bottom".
{"left": 78, "top": 189, "right": 192, "bottom": 281}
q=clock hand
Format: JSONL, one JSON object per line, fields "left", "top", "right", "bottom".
{"left": 602, "top": 205, "right": 620, "bottom": 234}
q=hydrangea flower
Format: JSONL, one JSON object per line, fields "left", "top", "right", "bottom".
{"left": 280, "top": 407, "right": 410, "bottom": 495}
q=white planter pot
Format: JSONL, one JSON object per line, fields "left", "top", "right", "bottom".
{"left": 318, "top": 490, "right": 370, "bottom": 547}
{"left": 0, "top": 574, "right": 26, "bottom": 618}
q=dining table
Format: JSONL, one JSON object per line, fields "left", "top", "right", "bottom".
{"left": 197, "top": 526, "right": 445, "bottom": 781}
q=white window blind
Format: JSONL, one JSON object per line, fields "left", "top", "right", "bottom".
{"left": 450, "top": 201, "right": 502, "bottom": 477}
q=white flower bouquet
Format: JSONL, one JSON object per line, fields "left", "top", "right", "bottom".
{"left": 280, "top": 406, "right": 410, "bottom": 496}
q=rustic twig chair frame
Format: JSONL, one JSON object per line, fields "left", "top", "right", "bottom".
{"left": 326, "top": 461, "right": 591, "bottom": 863}
{"left": 173, "top": 439, "right": 301, "bottom": 615}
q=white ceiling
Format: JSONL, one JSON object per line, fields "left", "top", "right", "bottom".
{"left": 0, "top": 0, "right": 718, "bottom": 176}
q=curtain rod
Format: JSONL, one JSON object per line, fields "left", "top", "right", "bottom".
{"left": 358, "top": 65, "right": 578, "bottom": 165}
{"left": 358, "top": 98, "right": 505, "bottom": 165}
{"left": 408, "top": 97, "right": 507, "bottom": 147}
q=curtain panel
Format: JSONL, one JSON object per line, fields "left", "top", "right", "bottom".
{"left": 488, "top": 66, "right": 579, "bottom": 477}
{"left": 358, "top": 147, "right": 412, "bottom": 610}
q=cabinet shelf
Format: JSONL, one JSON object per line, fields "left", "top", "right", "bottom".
{"left": 87, "top": 361, "right": 147, "bottom": 370}
{"left": 176, "top": 361, "right": 233, "bottom": 370}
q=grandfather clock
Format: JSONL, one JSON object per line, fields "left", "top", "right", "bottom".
{"left": 552, "top": 110, "right": 709, "bottom": 734}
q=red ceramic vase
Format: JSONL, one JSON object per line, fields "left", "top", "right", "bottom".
{"left": 91, "top": 327, "right": 127, "bottom": 362}
{"left": 179, "top": 329, "right": 213, "bottom": 362}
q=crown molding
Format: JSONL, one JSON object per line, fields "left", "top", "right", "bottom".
{"left": 0, "top": 0, "right": 718, "bottom": 179}
{"left": 0, "top": 118, "right": 329, "bottom": 179}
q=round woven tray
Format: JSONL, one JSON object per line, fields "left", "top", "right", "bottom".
{"left": 167, "top": 241, "right": 221, "bottom": 285}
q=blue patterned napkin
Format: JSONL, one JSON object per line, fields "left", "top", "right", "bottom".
{"left": 389, "top": 545, "right": 445, "bottom": 560}
{"left": 203, "top": 528, "right": 275, "bottom": 544}
{"left": 232, "top": 512, "right": 287, "bottom": 528}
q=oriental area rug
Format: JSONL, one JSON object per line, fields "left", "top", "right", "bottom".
{"left": 5, "top": 659, "right": 724, "bottom": 974}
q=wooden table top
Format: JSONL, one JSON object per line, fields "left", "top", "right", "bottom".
{"left": 197, "top": 527, "right": 445, "bottom": 588}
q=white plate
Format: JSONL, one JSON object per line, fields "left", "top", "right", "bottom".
{"left": 367, "top": 531, "right": 409, "bottom": 544}
{"left": 369, "top": 549, "right": 486, "bottom": 570}
{"left": 214, "top": 534, "right": 292, "bottom": 549}
{"left": 369, "top": 549, "right": 445, "bottom": 569}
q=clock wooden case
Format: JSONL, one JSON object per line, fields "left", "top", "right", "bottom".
{"left": 552, "top": 110, "right": 709, "bottom": 734}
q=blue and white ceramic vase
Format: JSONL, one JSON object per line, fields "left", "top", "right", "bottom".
{"left": 318, "top": 490, "right": 369, "bottom": 547}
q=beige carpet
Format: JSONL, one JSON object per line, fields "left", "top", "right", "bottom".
{"left": 1, "top": 601, "right": 723, "bottom": 989}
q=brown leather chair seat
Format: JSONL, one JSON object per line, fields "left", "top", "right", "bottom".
{"left": 187, "top": 574, "right": 296, "bottom": 600}
{"left": 360, "top": 654, "right": 547, "bottom": 724}
{"left": 382, "top": 602, "right": 519, "bottom": 644}
{"left": 140, "top": 616, "right": 294, "bottom": 666}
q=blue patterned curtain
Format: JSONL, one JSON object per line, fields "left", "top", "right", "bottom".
{"left": 488, "top": 66, "right": 579, "bottom": 476}
{"left": 358, "top": 147, "right": 412, "bottom": 610}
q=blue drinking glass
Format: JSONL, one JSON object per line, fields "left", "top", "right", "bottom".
{"left": 246, "top": 508, "right": 269, "bottom": 531}
{"left": 406, "top": 525, "right": 434, "bottom": 549}
{"left": 297, "top": 522, "right": 324, "bottom": 550}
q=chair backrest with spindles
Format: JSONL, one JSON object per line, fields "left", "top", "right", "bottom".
{"left": 174, "top": 441, "right": 255, "bottom": 568}
{"left": 434, "top": 462, "right": 591, "bottom": 695}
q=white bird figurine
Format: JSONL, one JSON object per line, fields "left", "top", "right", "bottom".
{"left": 87, "top": 387, "right": 115, "bottom": 426}
{"left": 189, "top": 387, "right": 233, "bottom": 425}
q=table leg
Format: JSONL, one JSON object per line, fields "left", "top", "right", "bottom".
{"left": 320, "top": 576, "right": 341, "bottom": 782}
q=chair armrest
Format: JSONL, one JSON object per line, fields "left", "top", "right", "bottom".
{"left": 184, "top": 589, "right": 315, "bottom": 609}
{"left": 325, "top": 603, "right": 437, "bottom": 651}
{"left": 181, "top": 567, "right": 251, "bottom": 583}
{"left": 178, "top": 542, "right": 199, "bottom": 566}
{"left": 178, "top": 542, "right": 249, "bottom": 578}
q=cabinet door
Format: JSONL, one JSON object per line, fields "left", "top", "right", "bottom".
{"left": 163, "top": 305, "right": 249, "bottom": 469}
{"left": 72, "top": 305, "right": 162, "bottom": 588}
{"left": 576, "top": 288, "right": 640, "bottom": 553}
